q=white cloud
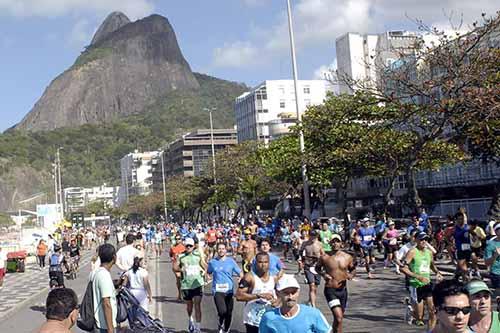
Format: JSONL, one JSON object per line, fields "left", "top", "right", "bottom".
{"left": 213, "top": 41, "right": 260, "bottom": 68}
{"left": 213, "top": 0, "right": 499, "bottom": 69}
{"left": 0, "top": 0, "right": 154, "bottom": 19}
{"left": 68, "top": 19, "right": 94, "bottom": 48}
{"left": 313, "top": 59, "right": 337, "bottom": 80}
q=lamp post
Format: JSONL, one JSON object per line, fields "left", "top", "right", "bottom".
{"left": 204, "top": 107, "right": 218, "bottom": 219}
{"left": 160, "top": 151, "right": 168, "bottom": 222}
{"left": 286, "top": 0, "right": 311, "bottom": 218}
{"left": 56, "top": 147, "right": 65, "bottom": 219}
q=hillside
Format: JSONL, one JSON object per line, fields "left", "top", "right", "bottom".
{"left": 0, "top": 73, "right": 247, "bottom": 211}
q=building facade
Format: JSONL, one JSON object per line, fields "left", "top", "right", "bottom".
{"left": 234, "top": 80, "right": 333, "bottom": 144}
{"left": 118, "top": 150, "right": 160, "bottom": 205}
{"left": 162, "top": 129, "right": 238, "bottom": 178}
{"left": 64, "top": 184, "right": 120, "bottom": 212}
{"left": 336, "top": 31, "right": 419, "bottom": 94}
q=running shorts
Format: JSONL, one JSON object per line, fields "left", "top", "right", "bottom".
{"left": 409, "top": 283, "right": 433, "bottom": 304}
{"left": 324, "top": 286, "right": 348, "bottom": 311}
{"left": 182, "top": 286, "right": 203, "bottom": 301}
{"left": 304, "top": 267, "right": 321, "bottom": 285}
{"left": 456, "top": 250, "right": 472, "bottom": 261}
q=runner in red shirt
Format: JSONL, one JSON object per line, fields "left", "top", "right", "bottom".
{"left": 170, "top": 235, "right": 186, "bottom": 300}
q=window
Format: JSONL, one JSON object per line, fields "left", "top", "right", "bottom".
{"left": 304, "top": 99, "right": 311, "bottom": 107}
{"left": 303, "top": 86, "right": 311, "bottom": 94}
{"left": 280, "top": 100, "right": 286, "bottom": 108}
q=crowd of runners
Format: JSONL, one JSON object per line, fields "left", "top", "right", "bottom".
{"left": 28, "top": 208, "right": 500, "bottom": 333}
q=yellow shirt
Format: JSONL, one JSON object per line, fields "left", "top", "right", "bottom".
{"left": 471, "top": 226, "right": 486, "bottom": 248}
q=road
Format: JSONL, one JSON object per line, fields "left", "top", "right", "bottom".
{"left": 0, "top": 243, "right": 473, "bottom": 333}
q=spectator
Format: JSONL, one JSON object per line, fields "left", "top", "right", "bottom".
{"left": 122, "top": 257, "right": 152, "bottom": 311}
{"left": 0, "top": 246, "right": 7, "bottom": 289}
{"left": 37, "top": 239, "right": 48, "bottom": 269}
{"left": 91, "top": 243, "right": 117, "bottom": 333}
{"left": 37, "top": 288, "right": 79, "bottom": 333}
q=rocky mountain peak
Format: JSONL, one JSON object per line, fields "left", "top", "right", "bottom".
{"left": 90, "top": 11, "right": 131, "bottom": 45}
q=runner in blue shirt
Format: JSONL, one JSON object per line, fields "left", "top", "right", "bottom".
{"left": 454, "top": 216, "right": 471, "bottom": 279}
{"left": 251, "top": 239, "right": 283, "bottom": 276}
{"left": 207, "top": 242, "right": 243, "bottom": 333}
{"left": 259, "top": 274, "right": 331, "bottom": 333}
{"left": 359, "top": 219, "right": 376, "bottom": 279}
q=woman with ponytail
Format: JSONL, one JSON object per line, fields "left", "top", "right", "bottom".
{"left": 122, "top": 256, "right": 152, "bottom": 311}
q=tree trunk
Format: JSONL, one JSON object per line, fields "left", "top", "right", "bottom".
{"left": 488, "top": 178, "right": 500, "bottom": 220}
{"left": 339, "top": 178, "right": 350, "bottom": 241}
{"left": 383, "top": 172, "right": 398, "bottom": 216}
{"left": 406, "top": 166, "right": 422, "bottom": 214}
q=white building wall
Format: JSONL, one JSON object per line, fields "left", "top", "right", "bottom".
{"left": 118, "top": 151, "right": 159, "bottom": 205}
{"left": 235, "top": 80, "right": 332, "bottom": 144}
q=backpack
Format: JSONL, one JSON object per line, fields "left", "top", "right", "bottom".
{"left": 77, "top": 279, "right": 96, "bottom": 331}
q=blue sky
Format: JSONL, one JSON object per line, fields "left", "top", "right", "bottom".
{"left": 0, "top": 0, "right": 497, "bottom": 132}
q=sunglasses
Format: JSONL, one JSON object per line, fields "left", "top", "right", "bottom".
{"left": 440, "top": 306, "right": 472, "bottom": 316}
{"left": 175, "top": 238, "right": 181, "bottom": 241}
{"left": 185, "top": 245, "right": 194, "bottom": 248}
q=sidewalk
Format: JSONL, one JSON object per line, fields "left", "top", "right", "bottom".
{"left": 0, "top": 250, "right": 94, "bottom": 320}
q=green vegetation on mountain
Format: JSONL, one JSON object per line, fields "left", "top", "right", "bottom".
{"left": 0, "top": 73, "right": 247, "bottom": 190}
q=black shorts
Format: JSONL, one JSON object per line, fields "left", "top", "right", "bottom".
{"left": 456, "top": 250, "right": 472, "bottom": 261}
{"left": 49, "top": 271, "right": 64, "bottom": 287}
{"left": 362, "top": 247, "right": 374, "bottom": 258}
{"left": 182, "top": 287, "right": 203, "bottom": 301}
{"left": 409, "top": 283, "right": 433, "bottom": 304}
{"left": 324, "top": 286, "right": 348, "bottom": 311}
{"left": 305, "top": 268, "right": 321, "bottom": 285}
{"left": 471, "top": 247, "right": 481, "bottom": 256}
{"left": 208, "top": 242, "right": 216, "bottom": 248}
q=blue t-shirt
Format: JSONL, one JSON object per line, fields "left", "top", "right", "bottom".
{"left": 454, "top": 225, "right": 471, "bottom": 252}
{"left": 259, "top": 304, "right": 331, "bottom": 333}
{"left": 251, "top": 253, "right": 283, "bottom": 276}
{"left": 485, "top": 237, "right": 500, "bottom": 275}
{"left": 419, "top": 212, "right": 429, "bottom": 231}
{"left": 207, "top": 257, "right": 241, "bottom": 295}
{"left": 407, "top": 224, "right": 424, "bottom": 236}
{"left": 258, "top": 227, "right": 268, "bottom": 238}
{"left": 374, "top": 220, "right": 386, "bottom": 234}
{"left": 359, "top": 227, "right": 376, "bottom": 248}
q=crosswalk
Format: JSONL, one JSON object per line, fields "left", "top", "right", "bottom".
{"left": 0, "top": 250, "right": 94, "bottom": 319}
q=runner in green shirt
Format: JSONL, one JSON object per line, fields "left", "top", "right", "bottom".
{"left": 173, "top": 238, "right": 207, "bottom": 333}
{"left": 319, "top": 222, "right": 333, "bottom": 252}
{"left": 467, "top": 280, "right": 500, "bottom": 333}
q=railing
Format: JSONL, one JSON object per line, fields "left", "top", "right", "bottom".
{"left": 416, "top": 161, "right": 500, "bottom": 188}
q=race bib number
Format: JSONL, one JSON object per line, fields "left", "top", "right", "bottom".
{"left": 364, "top": 235, "right": 372, "bottom": 241}
{"left": 215, "top": 283, "right": 230, "bottom": 293}
{"left": 328, "top": 299, "right": 341, "bottom": 308}
{"left": 389, "top": 238, "right": 397, "bottom": 245}
{"left": 419, "top": 264, "right": 430, "bottom": 274}
{"left": 185, "top": 265, "right": 199, "bottom": 277}
{"left": 461, "top": 243, "right": 471, "bottom": 251}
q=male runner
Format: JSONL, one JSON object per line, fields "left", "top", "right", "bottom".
{"left": 299, "top": 230, "right": 324, "bottom": 307}
{"left": 174, "top": 238, "right": 207, "bottom": 333}
{"left": 317, "top": 234, "right": 356, "bottom": 333}
{"left": 359, "top": 218, "right": 376, "bottom": 279}
{"left": 319, "top": 222, "right": 334, "bottom": 253}
{"left": 239, "top": 231, "right": 257, "bottom": 274}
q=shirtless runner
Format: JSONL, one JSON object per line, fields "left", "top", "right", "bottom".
{"left": 317, "top": 234, "right": 356, "bottom": 333}
{"left": 239, "top": 231, "right": 257, "bottom": 273}
{"left": 299, "top": 230, "right": 324, "bottom": 307}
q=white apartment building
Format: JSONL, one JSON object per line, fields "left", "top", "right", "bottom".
{"left": 64, "top": 184, "right": 120, "bottom": 212}
{"left": 118, "top": 150, "right": 160, "bottom": 205}
{"left": 336, "top": 31, "right": 419, "bottom": 94}
{"left": 235, "top": 80, "right": 333, "bottom": 144}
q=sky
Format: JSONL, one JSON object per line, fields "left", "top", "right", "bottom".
{"left": 0, "top": 0, "right": 498, "bottom": 132}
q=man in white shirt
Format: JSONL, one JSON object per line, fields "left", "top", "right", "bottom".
{"left": 115, "top": 234, "right": 140, "bottom": 272}
{"left": 0, "top": 247, "right": 7, "bottom": 288}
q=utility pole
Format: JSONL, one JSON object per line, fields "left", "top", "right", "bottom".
{"left": 286, "top": 0, "right": 311, "bottom": 218}
{"left": 204, "top": 107, "right": 218, "bottom": 219}
{"left": 160, "top": 151, "right": 168, "bottom": 222}
{"left": 57, "top": 147, "right": 64, "bottom": 219}
{"left": 53, "top": 162, "right": 58, "bottom": 205}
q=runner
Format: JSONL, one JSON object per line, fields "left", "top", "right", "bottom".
{"left": 469, "top": 220, "right": 486, "bottom": 278}
{"left": 317, "top": 234, "right": 356, "bottom": 333}
{"left": 485, "top": 222, "right": 500, "bottom": 290}
{"left": 154, "top": 227, "right": 163, "bottom": 257}
{"left": 259, "top": 274, "right": 332, "bottom": 333}
{"left": 454, "top": 212, "right": 472, "bottom": 280}
{"left": 402, "top": 232, "right": 443, "bottom": 329}
{"left": 299, "top": 230, "right": 324, "bottom": 307}
{"left": 466, "top": 280, "right": 499, "bottom": 333}
{"left": 239, "top": 231, "right": 257, "bottom": 274}
{"left": 382, "top": 221, "right": 400, "bottom": 270}
{"left": 359, "top": 218, "right": 376, "bottom": 279}
{"left": 251, "top": 239, "right": 283, "bottom": 276}
{"left": 280, "top": 221, "right": 292, "bottom": 262}
{"left": 207, "top": 225, "right": 218, "bottom": 259}
{"left": 319, "top": 222, "right": 334, "bottom": 254}
{"left": 207, "top": 243, "right": 243, "bottom": 333}
{"left": 173, "top": 238, "right": 207, "bottom": 333}
{"left": 170, "top": 234, "right": 186, "bottom": 300}
{"left": 236, "top": 252, "right": 279, "bottom": 333}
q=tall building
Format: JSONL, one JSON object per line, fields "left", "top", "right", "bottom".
{"left": 235, "top": 80, "right": 332, "bottom": 144}
{"left": 162, "top": 129, "right": 238, "bottom": 178}
{"left": 64, "top": 184, "right": 120, "bottom": 212}
{"left": 118, "top": 150, "right": 160, "bottom": 205}
{"left": 335, "top": 31, "right": 419, "bottom": 94}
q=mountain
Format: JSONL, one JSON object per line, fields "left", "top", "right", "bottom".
{"left": 0, "top": 73, "right": 247, "bottom": 211}
{"left": 15, "top": 12, "right": 200, "bottom": 131}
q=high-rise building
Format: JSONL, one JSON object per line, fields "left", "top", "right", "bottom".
{"left": 64, "top": 184, "right": 120, "bottom": 212}
{"left": 335, "top": 31, "right": 419, "bottom": 94}
{"left": 235, "top": 80, "right": 332, "bottom": 144}
{"left": 161, "top": 129, "right": 238, "bottom": 178}
{"left": 118, "top": 150, "right": 160, "bottom": 205}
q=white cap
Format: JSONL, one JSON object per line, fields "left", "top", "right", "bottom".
{"left": 276, "top": 274, "right": 300, "bottom": 291}
{"left": 184, "top": 238, "right": 195, "bottom": 246}
{"left": 362, "top": 217, "right": 370, "bottom": 222}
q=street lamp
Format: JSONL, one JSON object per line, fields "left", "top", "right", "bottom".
{"left": 160, "top": 151, "right": 168, "bottom": 222}
{"left": 204, "top": 107, "right": 218, "bottom": 219}
{"left": 56, "top": 147, "right": 65, "bottom": 219}
{"left": 286, "top": 0, "right": 311, "bottom": 218}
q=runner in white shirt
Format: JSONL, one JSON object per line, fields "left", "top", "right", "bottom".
{"left": 116, "top": 234, "right": 141, "bottom": 272}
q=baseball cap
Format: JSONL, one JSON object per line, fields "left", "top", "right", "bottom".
{"left": 388, "top": 221, "right": 395, "bottom": 226}
{"left": 276, "top": 274, "right": 300, "bottom": 291}
{"left": 362, "top": 217, "right": 370, "bottom": 222}
{"left": 494, "top": 223, "right": 500, "bottom": 231}
{"left": 416, "top": 232, "right": 429, "bottom": 241}
{"left": 331, "top": 234, "right": 342, "bottom": 242}
{"left": 184, "top": 238, "right": 195, "bottom": 246}
{"left": 466, "top": 280, "right": 491, "bottom": 296}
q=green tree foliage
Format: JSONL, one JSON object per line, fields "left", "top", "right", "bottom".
{"left": 0, "top": 213, "right": 14, "bottom": 226}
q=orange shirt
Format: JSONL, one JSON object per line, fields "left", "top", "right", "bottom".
{"left": 170, "top": 244, "right": 185, "bottom": 262}
{"left": 37, "top": 243, "right": 48, "bottom": 256}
